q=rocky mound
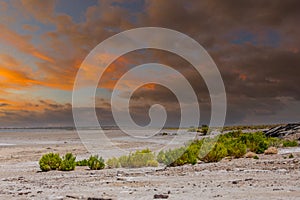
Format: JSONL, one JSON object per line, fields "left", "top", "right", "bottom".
{"left": 264, "top": 123, "right": 300, "bottom": 140}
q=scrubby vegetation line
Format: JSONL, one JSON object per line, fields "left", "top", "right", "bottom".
{"left": 39, "top": 153, "right": 105, "bottom": 172}
{"left": 39, "top": 131, "right": 298, "bottom": 171}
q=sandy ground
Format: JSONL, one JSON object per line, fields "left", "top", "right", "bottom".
{"left": 0, "top": 129, "right": 300, "bottom": 200}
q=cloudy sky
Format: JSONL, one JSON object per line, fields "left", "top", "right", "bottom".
{"left": 0, "top": 0, "right": 299, "bottom": 127}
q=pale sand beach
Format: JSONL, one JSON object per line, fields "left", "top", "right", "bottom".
{"left": 0, "top": 129, "right": 300, "bottom": 200}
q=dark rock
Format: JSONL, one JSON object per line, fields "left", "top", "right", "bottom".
{"left": 264, "top": 123, "right": 300, "bottom": 139}
{"left": 66, "top": 195, "right": 79, "bottom": 199}
{"left": 154, "top": 194, "right": 169, "bottom": 199}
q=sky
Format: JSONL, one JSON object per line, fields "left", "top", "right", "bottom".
{"left": 0, "top": 0, "right": 299, "bottom": 127}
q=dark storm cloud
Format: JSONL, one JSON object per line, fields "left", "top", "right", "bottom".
{"left": 91, "top": 0, "right": 300, "bottom": 125}
{"left": 0, "top": 102, "right": 73, "bottom": 127}
{"left": 131, "top": 0, "right": 300, "bottom": 124}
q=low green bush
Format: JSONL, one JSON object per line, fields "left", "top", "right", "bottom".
{"left": 238, "top": 132, "right": 269, "bottom": 154}
{"left": 59, "top": 153, "right": 76, "bottom": 171}
{"left": 226, "top": 141, "right": 247, "bottom": 158}
{"left": 76, "top": 159, "right": 88, "bottom": 166}
{"left": 201, "top": 125, "right": 209, "bottom": 135}
{"left": 128, "top": 149, "right": 156, "bottom": 168}
{"left": 158, "top": 139, "right": 204, "bottom": 167}
{"left": 88, "top": 155, "right": 105, "bottom": 170}
{"left": 146, "top": 159, "right": 159, "bottom": 167}
{"left": 39, "top": 153, "right": 62, "bottom": 172}
{"left": 106, "top": 157, "right": 120, "bottom": 168}
{"left": 157, "top": 147, "right": 186, "bottom": 166}
{"left": 283, "top": 140, "right": 298, "bottom": 147}
{"left": 118, "top": 155, "right": 129, "bottom": 168}
{"left": 267, "top": 137, "right": 282, "bottom": 148}
{"left": 118, "top": 149, "right": 157, "bottom": 168}
{"left": 201, "top": 142, "right": 228, "bottom": 162}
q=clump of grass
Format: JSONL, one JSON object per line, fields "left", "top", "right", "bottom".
{"left": 106, "top": 157, "right": 120, "bottom": 168}
{"left": 39, "top": 153, "right": 62, "bottom": 172}
{"left": 201, "top": 125, "right": 209, "bottom": 135}
{"left": 59, "top": 153, "right": 76, "bottom": 171}
{"left": 267, "top": 137, "right": 282, "bottom": 148}
{"left": 76, "top": 159, "right": 88, "bottom": 166}
{"left": 146, "top": 159, "right": 159, "bottom": 167}
{"left": 253, "top": 155, "right": 259, "bottom": 159}
{"left": 226, "top": 141, "right": 247, "bottom": 158}
{"left": 157, "top": 147, "right": 187, "bottom": 166}
{"left": 238, "top": 132, "right": 269, "bottom": 154}
{"left": 118, "top": 149, "right": 157, "bottom": 168}
{"left": 283, "top": 140, "right": 298, "bottom": 147}
{"left": 87, "top": 155, "right": 105, "bottom": 170}
{"left": 201, "top": 142, "right": 228, "bottom": 162}
{"left": 158, "top": 140, "right": 204, "bottom": 166}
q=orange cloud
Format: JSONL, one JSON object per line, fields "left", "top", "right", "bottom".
{"left": 0, "top": 98, "right": 71, "bottom": 116}
{"left": 143, "top": 83, "right": 156, "bottom": 90}
{"left": 0, "top": 54, "right": 41, "bottom": 92}
{"left": 0, "top": 24, "right": 54, "bottom": 63}
{"left": 22, "top": 24, "right": 39, "bottom": 32}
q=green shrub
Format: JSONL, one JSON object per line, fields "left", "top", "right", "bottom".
{"left": 76, "top": 159, "right": 88, "bottom": 166}
{"left": 106, "top": 157, "right": 120, "bottom": 168}
{"left": 283, "top": 140, "right": 298, "bottom": 147}
{"left": 118, "top": 149, "right": 157, "bottom": 168}
{"left": 59, "top": 153, "right": 76, "bottom": 171}
{"left": 118, "top": 155, "right": 129, "bottom": 168}
{"left": 157, "top": 147, "right": 186, "bottom": 166}
{"left": 88, "top": 155, "right": 105, "bottom": 170}
{"left": 239, "top": 132, "right": 269, "bottom": 154}
{"left": 201, "top": 142, "right": 228, "bottom": 162}
{"left": 201, "top": 125, "right": 209, "bottom": 135}
{"left": 226, "top": 141, "right": 247, "bottom": 158}
{"left": 126, "top": 149, "right": 152, "bottom": 168}
{"left": 267, "top": 137, "right": 282, "bottom": 148}
{"left": 176, "top": 142, "right": 203, "bottom": 166}
{"left": 253, "top": 155, "right": 259, "bottom": 159}
{"left": 157, "top": 150, "right": 166, "bottom": 164}
{"left": 39, "top": 153, "right": 62, "bottom": 172}
{"left": 146, "top": 159, "right": 159, "bottom": 167}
